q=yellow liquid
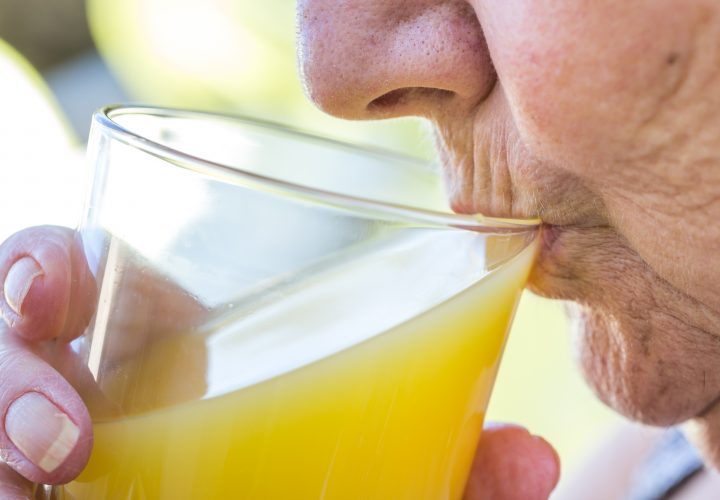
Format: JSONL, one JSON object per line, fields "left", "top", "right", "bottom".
{"left": 64, "top": 240, "right": 535, "bottom": 500}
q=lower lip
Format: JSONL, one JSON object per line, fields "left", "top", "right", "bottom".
{"left": 540, "top": 224, "right": 562, "bottom": 255}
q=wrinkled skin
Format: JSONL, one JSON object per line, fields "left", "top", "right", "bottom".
{"left": 297, "top": 0, "right": 720, "bottom": 466}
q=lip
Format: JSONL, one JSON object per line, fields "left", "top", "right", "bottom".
{"left": 539, "top": 224, "right": 563, "bottom": 254}
{"left": 527, "top": 224, "right": 567, "bottom": 296}
{"left": 527, "top": 223, "right": 605, "bottom": 301}
{"left": 536, "top": 222, "right": 610, "bottom": 262}
{"left": 535, "top": 224, "right": 567, "bottom": 276}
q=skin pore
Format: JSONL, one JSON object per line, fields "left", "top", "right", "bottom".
{"left": 297, "top": 0, "right": 720, "bottom": 469}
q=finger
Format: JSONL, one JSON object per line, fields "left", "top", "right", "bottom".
{"left": 464, "top": 424, "right": 560, "bottom": 500}
{"left": 0, "top": 333, "right": 92, "bottom": 485}
{"left": 0, "top": 226, "right": 97, "bottom": 342}
{"left": 0, "top": 463, "right": 34, "bottom": 499}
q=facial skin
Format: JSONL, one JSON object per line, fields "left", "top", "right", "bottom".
{"left": 297, "top": 0, "right": 720, "bottom": 466}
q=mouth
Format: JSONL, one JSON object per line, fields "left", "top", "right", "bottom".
{"left": 539, "top": 224, "right": 563, "bottom": 256}
{"left": 527, "top": 223, "right": 583, "bottom": 300}
{"left": 529, "top": 220, "right": 616, "bottom": 293}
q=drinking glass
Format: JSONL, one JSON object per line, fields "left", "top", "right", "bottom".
{"left": 50, "top": 105, "right": 539, "bottom": 499}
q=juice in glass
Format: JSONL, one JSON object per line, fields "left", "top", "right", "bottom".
{"left": 51, "top": 106, "right": 540, "bottom": 500}
{"left": 62, "top": 235, "right": 536, "bottom": 500}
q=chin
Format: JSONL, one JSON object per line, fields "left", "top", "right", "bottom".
{"left": 529, "top": 225, "right": 720, "bottom": 430}
{"left": 570, "top": 303, "right": 709, "bottom": 428}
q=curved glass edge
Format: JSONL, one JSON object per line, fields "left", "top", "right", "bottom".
{"left": 93, "top": 104, "right": 541, "bottom": 234}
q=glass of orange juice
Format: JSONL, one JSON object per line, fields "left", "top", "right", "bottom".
{"left": 48, "top": 105, "right": 539, "bottom": 499}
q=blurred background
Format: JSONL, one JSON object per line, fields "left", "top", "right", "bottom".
{"left": 0, "top": 0, "right": 624, "bottom": 492}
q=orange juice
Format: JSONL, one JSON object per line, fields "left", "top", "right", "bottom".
{"left": 64, "top": 235, "right": 535, "bottom": 500}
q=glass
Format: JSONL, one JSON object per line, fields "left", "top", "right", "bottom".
{"left": 49, "top": 105, "right": 539, "bottom": 499}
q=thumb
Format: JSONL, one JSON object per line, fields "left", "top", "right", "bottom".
{"left": 464, "top": 424, "right": 561, "bottom": 500}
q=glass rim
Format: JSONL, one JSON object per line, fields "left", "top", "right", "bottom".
{"left": 94, "top": 104, "right": 541, "bottom": 233}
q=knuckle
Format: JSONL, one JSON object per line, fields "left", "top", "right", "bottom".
{"left": 0, "top": 347, "right": 24, "bottom": 402}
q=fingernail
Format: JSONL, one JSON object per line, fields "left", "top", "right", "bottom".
{"left": 4, "top": 257, "right": 44, "bottom": 316}
{"left": 5, "top": 393, "right": 79, "bottom": 473}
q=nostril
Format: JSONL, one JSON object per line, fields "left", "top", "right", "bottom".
{"left": 368, "top": 87, "right": 454, "bottom": 112}
{"left": 369, "top": 88, "right": 412, "bottom": 110}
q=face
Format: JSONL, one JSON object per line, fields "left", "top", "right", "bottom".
{"left": 297, "top": 0, "right": 720, "bottom": 465}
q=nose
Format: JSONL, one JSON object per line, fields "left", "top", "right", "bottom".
{"left": 297, "top": 0, "right": 495, "bottom": 120}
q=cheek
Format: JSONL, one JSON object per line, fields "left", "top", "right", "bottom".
{"left": 473, "top": 0, "right": 700, "bottom": 178}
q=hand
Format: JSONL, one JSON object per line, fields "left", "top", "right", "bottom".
{"left": 0, "top": 226, "right": 560, "bottom": 499}
{"left": 0, "top": 226, "right": 96, "bottom": 496}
